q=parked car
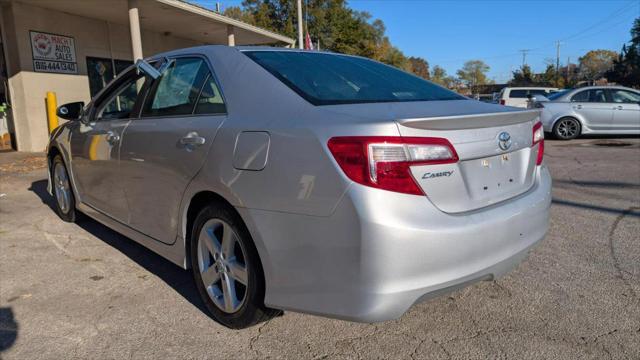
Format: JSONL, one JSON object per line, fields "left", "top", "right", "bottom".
{"left": 47, "top": 46, "right": 551, "bottom": 329}
{"left": 532, "top": 86, "right": 640, "bottom": 139}
{"left": 497, "top": 87, "right": 559, "bottom": 108}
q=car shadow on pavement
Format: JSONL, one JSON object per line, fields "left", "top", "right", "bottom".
{"left": 0, "top": 307, "right": 18, "bottom": 358}
{"left": 28, "top": 180, "right": 214, "bottom": 320}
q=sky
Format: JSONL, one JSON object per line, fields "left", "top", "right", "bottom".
{"left": 200, "top": 0, "right": 639, "bottom": 83}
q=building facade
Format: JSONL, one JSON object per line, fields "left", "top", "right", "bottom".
{"left": 0, "top": 0, "right": 293, "bottom": 151}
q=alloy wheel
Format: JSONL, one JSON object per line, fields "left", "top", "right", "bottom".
{"left": 556, "top": 119, "right": 579, "bottom": 139}
{"left": 53, "top": 162, "right": 71, "bottom": 214}
{"left": 197, "top": 218, "right": 249, "bottom": 313}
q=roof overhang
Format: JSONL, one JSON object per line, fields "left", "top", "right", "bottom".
{"left": 10, "top": 0, "right": 295, "bottom": 46}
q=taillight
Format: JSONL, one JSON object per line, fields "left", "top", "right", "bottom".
{"left": 532, "top": 122, "right": 544, "bottom": 165}
{"left": 327, "top": 136, "right": 459, "bottom": 195}
{"left": 500, "top": 99, "right": 506, "bottom": 105}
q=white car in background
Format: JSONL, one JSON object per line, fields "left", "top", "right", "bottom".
{"left": 497, "top": 87, "right": 559, "bottom": 108}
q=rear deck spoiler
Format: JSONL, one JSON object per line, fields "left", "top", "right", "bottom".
{"left": 396, "top": 110, "right": 540, "bottom": 131}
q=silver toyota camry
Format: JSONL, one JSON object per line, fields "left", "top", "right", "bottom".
{"left": 47, "top": 46, "right": 551, "bottom": 329}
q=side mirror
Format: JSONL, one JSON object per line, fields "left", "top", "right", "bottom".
{"left": 57, "top": 102, "right": 85, "bottom": 121}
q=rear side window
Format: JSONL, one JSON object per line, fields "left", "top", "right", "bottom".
{"left": 244, "top": 51, "right": 464, "bottom": 105}
{"left": 142, "top": 58, "right": 209, "bottom": 117}
{"left": 508, "top": 90, "right": 527, "bottom": 98}
{"left": 610, "top": 89, "right": 640, "bottom": 103}
{"left": 195, "top": 75, "right": 226, "bottom": 114}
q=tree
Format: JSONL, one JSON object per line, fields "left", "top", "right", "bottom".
{"left": 223, "top": 0, "right": 432, "bottom": 75}
{"left": 456, "top": 60, "right": 490, "bottom": 93}
{"left": 578, "top": 50, "right": 618, "bottom": 82}
{"left": 606, "top": 17, "right": 640, "bottom": 87}
{"left": 430, "top": 65, "right": 456, "bottom": 89}
{"left": 510, "top": 65, "right": 534, "bottom": 86}
{"left": 408, "top": 57, "right": 429, "bottom": 79}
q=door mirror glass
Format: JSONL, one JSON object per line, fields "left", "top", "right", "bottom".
{"left": 57, "top": 102, "right": 85, "bottom": 121}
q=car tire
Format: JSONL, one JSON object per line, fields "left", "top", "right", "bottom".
{"left": 190, "top": 202, "right": 281, "bottom": 329}
{"left": 51, "top": 155, "right": 77, "bottom": 222}
{"left": 552, "top": 117, "right": 581, "bottom": 140}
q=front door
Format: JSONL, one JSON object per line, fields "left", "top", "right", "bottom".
{"left": 70, "top": 68, "right": 149, "bottom": 222}
{"left": 609, "top": 89, "right": 640, "bottom": 131}
{"left": 119, "top": 56, "right": 227, "bottom": 244}
{"left": 570, "top": 88, "right": 613, "bottom": 130}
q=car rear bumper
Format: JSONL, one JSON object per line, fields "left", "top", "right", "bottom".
{"left": 242, "top": 165, "right": 552, "bottom": 322}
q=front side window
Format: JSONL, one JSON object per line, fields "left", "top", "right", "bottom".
{"left": 142, "top": 58, "right": 209, "bottom": 117}
{"left": 571, "top": 91, "right": 589, "bottom": 102}
{"left": 610, "top": 89, "right": 640, "bottom": 103}
{"left": 244, "top": 51, "right": 464, "bottom": 105}
{"left": 97, "top": 70, "right": 147, "bottom": 120}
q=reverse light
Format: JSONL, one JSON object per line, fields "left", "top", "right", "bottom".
{"left": 327, "top": 136, "right": 459, "bottom": 195}
{"left": 532, "top": 122, "right": 544, "bottom": 165}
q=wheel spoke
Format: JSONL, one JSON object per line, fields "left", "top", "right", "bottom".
{"left": 228, "top": 260, "right": 248, "bottom": 285}
{"left": 221, "top": 274, "right": 238, "bottom": 312}
{"left": 200, "top": 227, "right": 221, "bottom": 256}
{"left": 221, "top": 223, "right": 235, "bottom": 258}
{"left": 201, "top": 265, "right": 220, "bottom": 287}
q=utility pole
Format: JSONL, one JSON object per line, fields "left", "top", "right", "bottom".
{"left": 297, "top": 0, "right": 303, "bottom": 49}
{"left": 519, "top": 49, "right": 530, "bottom": 67}
{"left": 555, "top": 41, "right": 562, "bottom": 87}
{"left": 566, "top": 56, "right": 571, "bottom": 86}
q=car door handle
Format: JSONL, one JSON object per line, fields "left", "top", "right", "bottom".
{"left": 106, "top": 131, "right": 120, "bottom": 144}
{"left": 574, "top": 104, "right": 582, "bottom": 109}
{"left": 613, "top": 105, "right": 623, "bottom": 110}
{"left": 180, "top": 132, "right": 206, "bottom": 146}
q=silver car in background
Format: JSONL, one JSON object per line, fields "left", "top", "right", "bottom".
{"left": 534, "top": 86, "right": 640, "bottom": 140}
{"left": 47, "top": 46, "right": 551, "bottom": 329}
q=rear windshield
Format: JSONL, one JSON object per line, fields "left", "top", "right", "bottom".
{"left": 243, "top": 51, "right": 465, "bottom": 106}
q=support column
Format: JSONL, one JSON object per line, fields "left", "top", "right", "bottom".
{"left": 128, "top": 0, "right": 143, "bottom": 61}
{"left": 226, "top": 25, "right": 235, "bottom": 47}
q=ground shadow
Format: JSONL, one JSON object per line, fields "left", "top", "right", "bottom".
{"left": 28, "top": 180, "right": 213, "bottom": 320}
{"left": 0, "top": 307, "right": 18, "bottom": 357}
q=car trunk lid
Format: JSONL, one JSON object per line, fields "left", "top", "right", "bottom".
{"left": 396, "top": 109, "right": 541, "bottom": 213}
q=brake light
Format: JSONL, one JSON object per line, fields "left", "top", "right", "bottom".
{"left": 532, "top": 122, "right": 544, "bottom": 165}
{"left": 500, "top": 99, "right": 506, "bottom": 105}
{"left": 327, "top": 136, "right": 459, "bottom": 195}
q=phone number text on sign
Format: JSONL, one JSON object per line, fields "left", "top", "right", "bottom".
{"left": 30, "top": 31, "right": 78, "bottom": 74}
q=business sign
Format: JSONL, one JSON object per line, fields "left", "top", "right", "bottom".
{"left": 30, "top": 31, "right": 78, "bottom": 74}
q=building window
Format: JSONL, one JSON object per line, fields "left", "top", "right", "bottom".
{"left": 86, "top": 57, "right": 133, "bottom": 97}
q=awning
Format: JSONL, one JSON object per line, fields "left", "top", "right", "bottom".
{"left": 13, "top": 0, "right": 294, "bottom": 46}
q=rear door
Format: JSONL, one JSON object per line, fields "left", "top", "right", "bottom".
{"left": 69, "top": 68, "right": 149, "bottom": 222}
{"left": 570, "top": 89, "right": 612, "bottom": 129}
{"left": 118, "top": 56, "right": 227, "bottom": 244}
{"left": 506, "top": 89, "right": 528, "bottom": 108}
{"left": 609, "top": 89, "right": 640, "bottom": 131}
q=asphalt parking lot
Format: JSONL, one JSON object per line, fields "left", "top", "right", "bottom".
{"left": 1, "top": 137, "right": 639, "bottom": 359}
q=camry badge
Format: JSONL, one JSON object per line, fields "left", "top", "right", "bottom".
{"left": 498, "top": 132, "right": 512, "bottom": 151}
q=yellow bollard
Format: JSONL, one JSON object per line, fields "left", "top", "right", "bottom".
{"left": 46, "top": 91, "right": 58, "bottom": 134}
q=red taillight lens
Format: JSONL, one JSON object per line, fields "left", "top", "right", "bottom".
{"left": 532, "top": 122, "right": 544, "bottom": 165}
{"left": 500, "top": 99, "right": 506, "bottom": 105}
{"left": 327, "top": 136, "right": 459, "bottom": 195}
